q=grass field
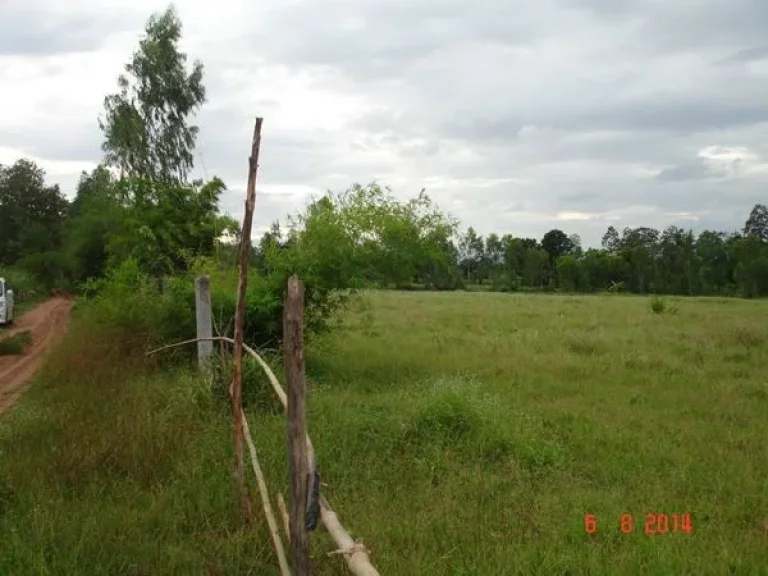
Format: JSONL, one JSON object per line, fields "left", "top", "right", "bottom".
{"left": 1, "top": 291, "right": 766, "bottom": 574}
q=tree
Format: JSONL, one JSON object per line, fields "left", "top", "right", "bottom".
{"left": 555, "top": 254, "right": 580, "bottom": 291}
{"left": 541, "top": 228, "right": 574, "bottom": 263}
{"left": 731, "top": 234, "right": 768, "bottom": 297}
{"left": 696, "top": 230, "right": 732, "bottom": 295}
{"left": 743, "top": 204, "right": 768, "bottom": 243}
{"left": 483, "top": 233, "right": 504, "bottom": 279}
{"left": 522, "top": 247, "right": 549, "bottom": 287}
{"left": 0, "top": 159, "right": 68, "bottom": 265}
{"left": 568, "top": 233, "right": 583, "bottom": 258}
{"left": 61, "top": 166, "right": 126, "bottom": 283}
{"left": 601, "top": 226, "right": 621, "bottom": 254}
{"left": 458, "top": 227, "right": 484, "bottom": 283}
{"left": 106, "top": 176, "right": 229, "bottom": 277}
{"left": 99, "top": 5, "right": 205, "bottom": 185}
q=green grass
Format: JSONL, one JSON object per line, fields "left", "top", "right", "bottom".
{"left": 0, "top": 330, "right": 31, "bottom": 355}
{"left": 1, "top": 291, "right": 767, "bottom": 574}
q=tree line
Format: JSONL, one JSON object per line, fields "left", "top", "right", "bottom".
{"left": 1, "top": 4, "right": 767, "bottom": 316}
{"left": 449, "top": 208, "right": 768, "bottom": 297}
{"left": 254, "top": 191, "right": 768, "bottom": 298}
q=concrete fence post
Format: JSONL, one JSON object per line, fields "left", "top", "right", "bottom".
{"left": 195, "top": 275, "right": 213, "bottom": 375}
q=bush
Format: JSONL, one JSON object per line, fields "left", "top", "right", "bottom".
{"left": 14, "top": 251, "right": 72, "bottom": 292}
{"left": 650, "top": 295, "right": 666, "bottom": 314}
{"left": 0, "top": 267, "right": 40, "bottom": 301}
{"left": 491, "top": 272, "right": 522, "bottom": 292}
{"left": 0, "top": 331, "right": 31, "bottom": 355}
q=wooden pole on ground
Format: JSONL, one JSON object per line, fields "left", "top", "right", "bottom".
{"left": 242, "top": 413, "right": 291, "bottom": 576}
{"left": 232, "top": 117, "right": 264, "bottom": 523}
{"left": 284, "top": 275, "right": 310, "bottom": 575}
{"left": 195, "top": 276, "right": 213, "bottom": 376}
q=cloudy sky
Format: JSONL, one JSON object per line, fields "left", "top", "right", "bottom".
{"left": 1, "top": 0, "right": 767, "bottom": 247}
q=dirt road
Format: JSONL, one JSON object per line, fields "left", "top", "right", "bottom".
{"left": 0, "top": 297, "right": 73, "bottom": 416}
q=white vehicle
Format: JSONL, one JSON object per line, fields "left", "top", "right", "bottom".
{"left": 0, "top": 277, "right": 14, "bottom": 325}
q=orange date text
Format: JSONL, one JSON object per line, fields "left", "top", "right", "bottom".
{"left": 584, "top": 513, "right": 693, "bottom": 534}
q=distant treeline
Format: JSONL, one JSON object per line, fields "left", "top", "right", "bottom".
{"left": 2, "top": 160, "right": 767, "bottom": 301}
{"left": 253, "top": 186, "right": 768, "bottom": 299}
{"left": 448, "top": 210, "right": 768, "bottom": 298}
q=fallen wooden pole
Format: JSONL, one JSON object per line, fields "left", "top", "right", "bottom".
{"left": 242, "top": 412, "right": 291, "bottom": 576}
{"left": 320, "top": 496, "right": 380, "bottom": 576}
{"left": 277, "top": 492, "right": 291, "bottom": 543}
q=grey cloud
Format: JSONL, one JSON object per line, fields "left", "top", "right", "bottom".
{"left": 718, "top": 46, "right": 768, "bottom": 64}
{"left": 557, "top": 190, "right": 603, "bottom": 206}
{"left": 0, "top": 124, "right": 102, "bottom": 165}
{"left": 656, "top": 163, "right": 715, "bottom": 182}
{"left": 0, "top": 6, "right": 143, "bottom": 56}
{"left": 250, "top": 0, "right": 547, "bottom": 82}
{"left": 5, "top": 0, "right": 768, "bottom": 248}
{"left": 196, "top": 108, "right": 340, "bottom": 187}
{"left": 568, "top": 0, "right": 768, "bottom": 53}
{"left": 420, "top": 88, "right": 768, "bottom": 145}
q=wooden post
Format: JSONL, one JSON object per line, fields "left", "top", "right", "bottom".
{"left": 231, "top": 117, "right": 263, "bottom": 523}
{"left": 284, "top": 275, "right": 309, "bottom": 575}
{"left": 195, "top": 276, "right": 213, "bottom": 375}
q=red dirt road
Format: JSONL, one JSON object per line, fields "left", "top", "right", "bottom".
{"left": 0, "top": 297, "right": 73, "bottom": 416}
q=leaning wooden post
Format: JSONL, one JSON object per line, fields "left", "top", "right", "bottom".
{"left": 195, "top": 276, "right": 213, "bottom": 376}
{"left": 284, "top": 275, "right": 310, "bottom": 575}
{"left": 231, "top": 117, "right": 264, "bottom": 523}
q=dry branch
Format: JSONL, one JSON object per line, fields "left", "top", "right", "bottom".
{"left": 277, "top": 492, "right": 291, "bottom": 543}
{"left": 320, "top": 497, "right": 380, "bottom": 576}
{"left": 242, "top": 412, "right": 291, "bottom": 576}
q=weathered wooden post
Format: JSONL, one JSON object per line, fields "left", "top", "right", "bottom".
{"left": 284, "top": 274, "right": 310, "bottom": 575}
{"left": 231, "top": 117, "right": 264, "bottom": 524}
{"left": 195, "top": 275, "right": 213, "bottom": 375}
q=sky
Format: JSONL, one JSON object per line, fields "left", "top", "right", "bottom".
{"left": 0, "top": 0, "right": 767, "bottom": 248}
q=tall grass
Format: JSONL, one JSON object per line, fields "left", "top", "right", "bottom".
{"left": 1, "top": 287, "right": 766, "bottom": 574}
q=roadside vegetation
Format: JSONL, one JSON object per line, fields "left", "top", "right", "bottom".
{"left": 0, "top": 4, "right": 765, "bottom": 575}
{"left": 0, "top": 330, "right": 31, "bottom": 355}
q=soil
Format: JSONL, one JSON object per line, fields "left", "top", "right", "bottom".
{"left": 0, "top": 297, "right": 73, "bottom": 416}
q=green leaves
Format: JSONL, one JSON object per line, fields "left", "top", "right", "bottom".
{"left": 0, "top": 160, "right": 69, "bottom": 266}
{"left": 99, "top": 5, "right": 206, "bottom": 185}
{"left": 272, "top": 182, "right": 459, "bottom": 290}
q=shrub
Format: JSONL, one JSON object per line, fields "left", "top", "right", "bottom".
{"left": 0, "top": 267, "right": 39, "bottom": 301}
{"left": 650, "top": 295, "right": 666, "bottom": 314}
{"left": 0, "top": 331, "right": 31, "bottom": 355}
{"left": 491, "top": 272, "right": 521, "bottom": 293}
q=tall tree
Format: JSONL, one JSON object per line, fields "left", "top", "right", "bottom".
{"left": 696, "top": 230, "right": 731, "bottom": 295}
{"left": 483, "top": 233, "right": 504, "bottom": 278}
{"left": 0, "top": 159, "right": 68, "bottom": 265}
{"left": 458, "top": 227, "right": 485, "bottom": 283}
{"left": 99, "top": 5, "right": 206, "bottom": 184}
{"left": 541, "top": 228, "right": 574, "bottom": 263}
{"left": 601, "top": 225, "right": 621, "bottom": 254}
{"left": 743, "top": 204, "right": 768, "bottom": 243}
{"left": 61, "top": 166, "right": 125, "bottom": 283}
